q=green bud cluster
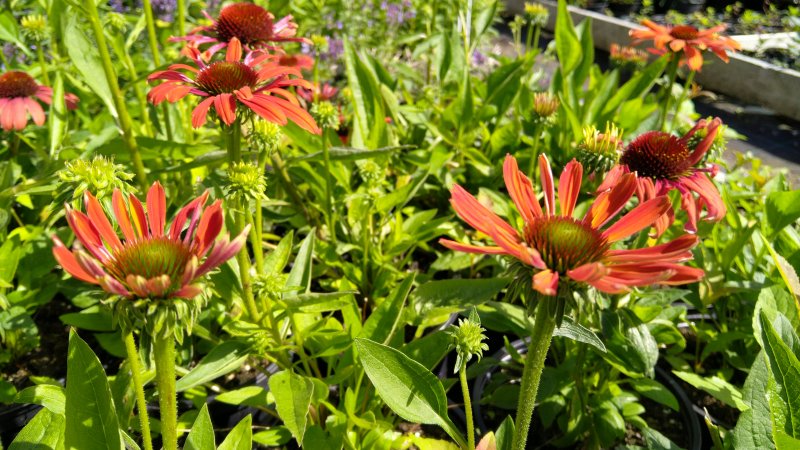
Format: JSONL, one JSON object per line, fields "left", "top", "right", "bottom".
{"left": 249, "top": 119, "right": 283, "bottom": 155}
{"left": 227, "top": 161, "right": 267, "bottom": 201}
{"left": 312, "top": 101, "right": 340, "bottom": 130}
{"left": 448, "top": 309, "right": 489, "bottom": 373}
{"left": 524, "top": 3, "right": 549, "bottom": 27}
{"left": 58, "top": 156, "right": 135, "bottom": 201}
{"left": 21, "top": 15, "right": 48, "bottom": 43}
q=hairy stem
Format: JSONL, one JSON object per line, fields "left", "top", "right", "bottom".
{"left": 153, "top": 332, "right": 177, "bottom": 450}
{"left": 460, "top": 368, "right": 475, "bottom": 450}
{"left": 123, "top": 332, "right": 154, "bottom": 450}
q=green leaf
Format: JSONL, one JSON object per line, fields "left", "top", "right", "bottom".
{"left": 360, "top": 274, "right": 415, "bottom": 345}
{"left": 495, "top": 415, "right": 515, "bottom": 450}
{"left": 600, "top": 310, "right": 659, "bottom": 378}
{"left": 672, "top": 371, "right": 749, "bottom": 411}
{"left": 629, "top": 378, "right": 679, "bottom": 412}
{"left": 268, "top": 371, "right": 313, "bottom": 444}
{"left": 59, "top": 307, "right": 114, "bottom": 331}
{"left": 0, "top": 11, "right": 31, "bottom": 56}
{"left": 215, "top": 386, "right": 269, "bottom": 408}
{"left": 553, "top": 317, "right": 606, "bottom": 353}
{"left": 14, "top": 384, "right": 65, "bottom": 415}
{"left": 765, "top": 190, "right": 800, "bottom": 238}
{"left": 732, "top": 353, "right": 774, "bottom": 450}
{"left": 555, "top": 0, "right": 581, "bottom": 74}
{"left": 289, "top": 145, "right": 410, "bottom": 163}
{"left": 185, "top": 404, "right": 215, "bottom": 450}
{"left": 252, "top": 428, "right": 292, "bottom": 447}
{"left": 0, "top": 235, "right": 22, "bottom": 287}
{"left": 63, "top": 13, "right": 116, "bottom": 119}
{"left": 401, "top": 331, "right": 452, "bottom": 371}
{"left": 642, "top": 428, "right": 683, "bottom": 450}
{"left": 354, "top": 338, "right": 466, "bottom": 448}
{"left": 218, "top": 415, "right": 252, "bottom": 450}
{"left": 0, "top": 378, "right": 16, "bottom": 403}
{"left": 176, "top": 340, "right": 251, "bottom": 392}
{"left": 484, "top": 60, "right": 525, "bottom": 116}
{"left": 600, "top": 55, "right": 669, "bottom": 119}
{"left": 285, "top": 233, "right": 315, "bottom": 296}
{"left": 49, "top": 74, "right": 68, "bottom": 155}
{"left": 760, "top": 311, "right": 800, "bottom": 438}
{"left": 282, "top": 291, "right": 358, "bottom": 313}
{"left": 412, "top": 278, "right": 507, "bottom": 318}
{"left": 8, "top": 408, "right": 65, "bottom": 450}
{"left": 263, "top": 231, "right": 293, "bottom": 275}
{"left": 64, "top": 330, "right": 122, "bottom": 450}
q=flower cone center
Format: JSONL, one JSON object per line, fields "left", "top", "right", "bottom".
{"left": 0, "top": 71, "right": 38, "bottom": 98}
{"left": 670, "top": 26, "right": 700, "bottom": 40}
{"left": 107, "top": 237, "right": 193, "bottom": 289}
{"left": 196, "top": 61, "right": 258, "bottom": 95}
{"left": 524, "top": 217, "right": 608, "bottom": 274}
{"left": 620, "top": 131, "right": 691, "bottom": 180}
{"left": 215, "top": 3, "right": 273, "bottom": 45}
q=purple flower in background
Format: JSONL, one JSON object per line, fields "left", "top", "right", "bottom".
{"left": 151, "top": 0, "right": 176, "bottom": 21}
{"left": 472, "top": 50, "right": 488, "bottom": 67}
{"left": 325, "top": 37, "right": 344, "bottom": 60}
{"left": 109, "top": 0, "right": 126, "bottom": 12}
{"left": 382, "top": 0, "right": 415, "bottom": 27}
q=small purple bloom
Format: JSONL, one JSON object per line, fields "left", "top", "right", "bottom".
{"left": 472, "top": 50, "right": 488, "bottom": 66}
{"left": 324, "top": 37, "right": 344, "bottom": 61}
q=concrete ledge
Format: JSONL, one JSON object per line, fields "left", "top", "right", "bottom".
{"left": 506, "top": 0, "right": 800, "bottom": 121}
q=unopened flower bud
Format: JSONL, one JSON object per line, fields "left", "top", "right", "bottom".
{"left": 58, "top": 156, "right": 135, "bottom": 201}
{"left": 576, "top": 123, "right": 623, "bottom": 174}
{"left": 312, "top": 101, "right": 340, "bottom": 130}
{"left": 448, "top": 308, "right": 489, "bottom": 373}
{"left": 249, "top": 119, "right": 283, "bottom": 155}
{"left": 524, "top": 3, "right": 549, "bottom": 27}
{"left": 532, "top": 92, "right": 559, "bottom": 121}
{"left": 227, "top": 161, "right": 267, "bottom": 201}
{"left": 21, "top": 15, "right": 48, "bottom": 43}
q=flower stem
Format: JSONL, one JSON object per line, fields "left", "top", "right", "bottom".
{"left": 122, "top": 332, "right": 154, "bottom": 450}
{"left": 176, "top": 0, "right": 186, "bottom": 38}
{"left": 84, "top": 0, "right": 147, "bottom": 190}
{"left": 141, "top": 0, "right": 161, "bottom": 67}
{"left": 528, "top": 123, "right": 542, "bottom": 179}
{"left": 320, "top": 129, "right": 336, "bottom": 243}
{"left": 271, "top": 153, "right": 318, "bottom": 228}
{"left": 659, "top": 56, "right": 681, "bottom": 132}
{"left": 670, "top": 70, "right": 696, "bottom": 130}
{"left": 153, "top": 332, "right": 177, "bottom": 450}
{"left": 36, "top": 45, "right": 49, "bottom": 85}
{"left": 460, "top": 368, "right": 475, "bottom": 450}
{"left": 512, "top": 302, "right": 557, "bottom": 450}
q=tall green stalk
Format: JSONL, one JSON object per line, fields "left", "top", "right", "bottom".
{"left": 670, "top": 70, "right": 696, "bottom": 130}
{"left": 512, "top": 301, "right": 558, "bottom": 450}
{"left": 36, "top": 46, "right": 49, "bottom": 85}
{"left": 659, "top": 56, "right": 681, "bottom": 132}
{"left": 320, "top": 129, "right": 336, "bottom": 243}
{"left": 84, "top": 0, "right": 148, "bottom": 190}
{"left": 123, "top": 332, "right": 154, "bottom": 450}
{"left": 153, "top": 332, "right": 177, "bottom": 450}
{"left": 140, "top": 0, "right": 161, "bottom": 66}
{"left": 460, "top": 369, "right": 476, "bottom": 450}
{"left": 176, "top": 0, "right": 186, "bottom": 38}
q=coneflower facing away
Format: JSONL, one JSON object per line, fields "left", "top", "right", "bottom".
{"left": 0, "top": 71, "right": 78, "bottom": 131}
{"left": 599, "top": 117, "right": 724, "bottom": 236}
{"left": 440, "top": 154, "right": 704, "bottom": 296}
{"left": 630, "top": 20, "right": 740, "bottom": 71}
{"left": 172, "top": 2, "right": 306, "bottom": 57}
{"left": 52, "top": 182, "right": 248, "bottom": 300}
{"left": 147, "top": 37, "right": 320, "bottom": 133}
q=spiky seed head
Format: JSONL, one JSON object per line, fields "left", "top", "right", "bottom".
{"left": 227, "top": 161, "right": 267, "bottom": 201}
{"left": 449, "top": 309, "right": 489, "bottom": 373}
{"left": 249, "top": 119, "right": 284, "bottom": 155}
{"left": 312, "top": 101, "right": 339, "bottom": 130}
{"left": 523, "top": 3, "right": 549, "bottom": 27}
{"left": 21, "top": 15, "right": 47, "bottom": 43}
{"left": 58, "top": 156, "right": 135, "bottom": 201}
{"left": 576, "top": 123, "right": 623, "bottom": 174}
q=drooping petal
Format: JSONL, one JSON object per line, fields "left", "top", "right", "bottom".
{"left": 602, "top": 196, "right": 671, "bottom": 243}
{"left": 606, "top": 234, "right": 698, "bottom": 263}
{"left": 24, "top": 97, "right": 45, "bottom": 126}
{"left": 439, "top": 239, "right": 508, "bottom": 256}
{"left": 85, "top": 191, "right": 123, "bottom": 251}
{"left": 584, "top": 172, "right": 637, "bottom": 229}
{"left": 112, "top": 189, "right": 137, "bottom": 242}
{"left": 567, "top": 262, "right": 608, "bottom": 283}
{"left": 533, "top": 269, "right": 559, "bottom": 296}
{"left": 214, "top": 93, "right": 237, "bottom": 125}
{"left": 191, "top": 96, "right": 216, "bottom": 128}
{"left": 51, "top": 236, "right": 98, "bottom": 284}
{"left": 194, "top": 199, "right": 223, "bottom": 256}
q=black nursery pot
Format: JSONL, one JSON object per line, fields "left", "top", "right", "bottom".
{"left": 608, "top": 0, "right": 642, "bottom": 16}
{"left": 0, "top": 403, "right": 42, "bottom": 444}
{"left": 471, "top": 339, "right": 703, "bottom": 449}
{"left": 582, "top": 0, "right": 609, "bottom": 12}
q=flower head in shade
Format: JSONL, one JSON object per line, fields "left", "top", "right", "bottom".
{"left": 278, "top": 53, "right": 314, "bottom": 71}
{"left": 0, "top": 71, "right": 78, "bottom": 131}
{"left": 147, "top": 38, "right": 320, "bottom": 133}
{"left": 598, "top": 118, "right": 724, "bottom": 236}
{"left": 440, "top": 154, "right": 704, "bottom": 296}
{"left": 532, "top": 92, "right": 559, "bottom": 121}
{"left": 52, "top": 182, "right": 249, "bottom": 300}
{"left": 630, "top": 21, "right": 740, "bottom": 71}
{"left": 172, "top": 2, "right": 306, "bottom": 58}
{"left": 297, "top": 82, "right": 338, "bottom": 104}
{"left": 609, "top": 43, "right": 649, "bottom": 70}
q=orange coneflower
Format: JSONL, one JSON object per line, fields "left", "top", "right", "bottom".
{"left": 52, "top": 182, "right": 249, "bottom": 299}
{"left": 0, "top": 71, "right": 78, "bottom": 131}
{"left": 440, "top": 154, "right": 703, "bottom": 296}
{"left": 599, "top": 118, "right": 724, "bottom": 236}
{"left": 279, "top": 54, "right": 315, "bottom": 71}
{"left": 630, "top": 21, "right": 740, "bottom": 71}
{"left": 147, "top": 38, "right": 320, "bottom": 133}
{"left": 171, "top": 2, "right": 306, "bottom": 58}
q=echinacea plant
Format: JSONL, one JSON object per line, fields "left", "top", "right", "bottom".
{"left": 599, "top": 117, "right": 724, "bottom": 236}
{"left": 441, "top": 154, "right": 704, "bottom": 450}
{"left": 52, "top": 182, "right": 247, "bottom": 450}
{"left": 0, "top": 71, "right": 78, "bottom": 132}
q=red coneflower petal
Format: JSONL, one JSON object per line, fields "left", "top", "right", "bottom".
{"left": 503, "top": 154, "right": 543, "bottom": 224}
{"left": 450, "top": 184, "right": 520, "bottom": 244}
{"left": 539, "top": 154, "right": 556, "bottom": 216}
{"left": 257, "top": 94, "right": 319, "bottom": 134}
{"left": 558, "top": 159, "right": 583, "bottom": 218}
{"left": 146, "top": 182, "right": 167, "bottom": 237}
{"left": 195, "top": 199, "right": 223, "bottom": 256}
{"left": 112, "top": 190, "right": 137, "bottom": 242}
{"left": 170, "top": 191, "right": 210, "bottom": 241}
{"left": 52, "top": 236, "right": 98, "bottom": 284}
{"left": 192, "top": 96, "right": 216, "bottom": 128}
{"left": 606, "top": 234, "right": 698, "bottom": 263}
{"left": 85, "top": 192, "right": 123, "bottom": 251}
{"left": 584, "top": 172, "right": 637, "bottom": 228}
{"left": 439, "top": 239, "right": 508, "bottom": 256}
{"left": 533, "top": 269, "right": 559, "bottom": 296}
{"left": 10, "top": 97, "right": 26, "bottom": 130}
{"left": 24, "top": 97, "right": 45, "bottom": 126}
{"left": 602, "top": 196, "right": 671, "bottom": 243}
{"left": 214, "top": 93, "right": 237, "bottom": 125}
{"left": 128, "top": 193, "right": 150, "bottom": 238}
{"left": 568, "top": 262, "right": 608, "bottom": 283}
{"left": 66, "top": 208, "right": 111, "bottom": 262}
{"left": 683, "top": 172, "right": 725, "bottom": 221}
{"left": 226, "top": 37, "right": 243, "bottom": 62}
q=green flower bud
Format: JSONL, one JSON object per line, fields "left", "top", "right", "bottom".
{"left": 532, "top": 92, "right": 559, "bottom": 125}
{"left": 227, "top": 161, "right": 267, "bottom": 202}
{"left": 524, "top": 3, "right": 549, "bottom": 27}
{"left": 58, "top": 156, "right": 135, "bottom": 201}
{"left": 21, "top": 15, "right": 48, "bottom": 43}
{"left": 104, "top": 12, "right": 129, "bottom": 33}
{"left": 448, "top": 308, "right": 489, "bottom": 373}
{"left": 249, "top": 119, "right": 283, "bottom": 155}
{"left": 312, "top": 101, "right": 340, "bottom": 130}
{"left": 576, "top": 123, "right": 623, "bottom": 174}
